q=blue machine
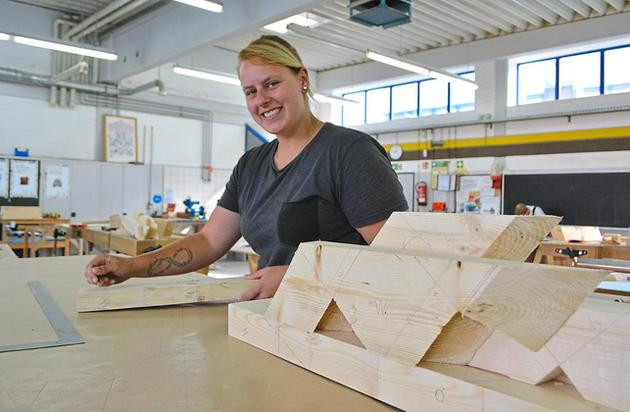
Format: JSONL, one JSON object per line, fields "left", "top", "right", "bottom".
{"left": 183, "top": 197, "right": 206, "bottom": 219}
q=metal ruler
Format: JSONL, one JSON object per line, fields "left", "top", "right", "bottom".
{"left": 0, "top": 281, "right": 84, "bottom": 352}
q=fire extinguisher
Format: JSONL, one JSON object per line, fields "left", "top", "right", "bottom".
{"left": 416, "top": 181, "right": 428, "bottom": 206}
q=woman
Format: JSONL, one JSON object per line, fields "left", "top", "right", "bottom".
{"left": 84, "top": 35, "right": 408, "bottom": 300}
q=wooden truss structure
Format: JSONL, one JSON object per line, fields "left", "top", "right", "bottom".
{"left": 229, "top": 213, "right": 629, "bottom": 411}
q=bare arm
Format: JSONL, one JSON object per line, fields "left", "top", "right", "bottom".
{"left": 356, "top": 218, "right": 387, "bottom": 245}
{"left": 132, "top": 206, "right": 241, "bottom": 277}
{"left": 85, "top": 207, "right": 241, "bottom": 286}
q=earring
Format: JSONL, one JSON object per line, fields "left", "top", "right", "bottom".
{"left": 302, "top": 85, "right": 308, "bottom": 91}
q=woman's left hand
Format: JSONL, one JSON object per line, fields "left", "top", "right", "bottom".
{"left": 239, "top": 265, "right": 289, "bottom": 301}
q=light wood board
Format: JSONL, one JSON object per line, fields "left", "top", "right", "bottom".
{"left": 267, "top": 241, "right": 606, "bottom": 366}
{"left": 372, "top": 212, "right": 561, "bottom": 261}
{"left": 229, "top": 299, "right": 615, "bottom": 412}
{"left": 77, "top": 275, "right": 255, "bottom": 312}
{"left": 469, "top": 298, "right": 630, "bottom": 411}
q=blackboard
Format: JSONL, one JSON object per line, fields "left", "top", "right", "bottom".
{"left": 503, "top": 173, "right": 630, "bottom": 227}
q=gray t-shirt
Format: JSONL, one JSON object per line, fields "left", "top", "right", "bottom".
{"left": 218, "top": 122, "right": 408, "bottom": 268}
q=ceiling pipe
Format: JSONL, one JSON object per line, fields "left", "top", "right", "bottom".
{"left": 0, "top": 67, "right": 165, "bottom": 97}
{"left": 63, "top": 0, "right": 135, "bottom": 39}
{"left": 51, "top": 61, "right": 89, "bottom": 82}
{"left": 119, "top": 79, "right": 167, "bottom": 96}
{"left": 66, "top": 0, "right": 151, "bottom": 41}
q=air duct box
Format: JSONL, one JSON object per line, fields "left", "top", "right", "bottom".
{"left": 348, "top": 0, "right": 411, "bottom": 28}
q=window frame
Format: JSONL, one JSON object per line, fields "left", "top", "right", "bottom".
{"left": 341, "top": 70, "right": 475, "bottom": 126}
{"left": 515, "top": 43, "right": 630, "bottom": 105}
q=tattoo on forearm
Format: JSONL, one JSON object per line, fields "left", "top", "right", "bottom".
{"left": 147, "top": 248, "right": 193, "bottom": 276}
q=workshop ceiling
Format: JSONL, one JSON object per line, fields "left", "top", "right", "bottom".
{"left": 9, "top": 0, "right": 630, "bottom": 73}
{"left": 215, "top": 0, "right": 630, "bottom": 72}
{"left": 11, "top": 0, "right": 120, "bottom": 16}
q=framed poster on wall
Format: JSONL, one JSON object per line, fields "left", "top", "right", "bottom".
{"left": 0, "top": 158, "right": 8, "bottom": 198}
{"left": 104, "top": 114, "right": 137, "bottom": 163}
{"left": 9, "top": 158, "right": 39, "bottom": 199}
{"left": 45, "top": 164, "right": 70, "bottom": 199}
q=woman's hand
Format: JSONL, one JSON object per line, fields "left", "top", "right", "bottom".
{"left": 84, "top": 254, "right": 134, "bottom": 287}
{"left": 239, "top": 265, "right": 289, "bottom": 301}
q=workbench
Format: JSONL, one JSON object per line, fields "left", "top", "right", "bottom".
{"left": 0, "top": 218, "right": 70, "bottom": 257}
{"left": 533, "top": 239, "right": 630, "bottom": 265}
{"left": 0, "top": 256, "right": 389, "bottom": 411}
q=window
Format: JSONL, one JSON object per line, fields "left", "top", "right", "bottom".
{"left": 341, "top": 71, "right": 476, "bottom": 126}
{"left": 342, "top": 92, "right": 365, "bottom": 126}
{"left": 419, "top": 79, "right": 448, "bottom": 116}
{"left": 559, "top": 52, "right": 600, "bottom": 99}
{"left": 604, "top": 47, "right": 630, "bottom": 95}
{"left": 517, "top": 59, "right": 556, "bottom": 105}
{"left": 391, "top": 83, "right": 418, "bottom": 120}
{"left": 515, "top": 43, "right": 630, "bottom": 105}
{"left": 450, "top": 72, "right": 475, "bottom": 113}
{"left": 366, "top": 87, "right": 390, "bottom": 124}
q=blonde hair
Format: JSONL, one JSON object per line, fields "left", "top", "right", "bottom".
{"left": 514, "top": 203, "right": 529, "bottom": 215}
{"left": 238, "top": 35, "right": 313, "bottom": 99}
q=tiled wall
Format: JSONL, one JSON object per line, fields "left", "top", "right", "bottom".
{"left": 163, "top": 166, "right": 231, "bottom": 212}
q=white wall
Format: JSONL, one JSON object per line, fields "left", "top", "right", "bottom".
{"left": 118, "top": 110, "right": 205, "bottom": 167}
{"left": 0, "top": 93, "right": 249, "bottom": 169}
{"left": 0, "top": 95, "right": 97, "bottom": 159}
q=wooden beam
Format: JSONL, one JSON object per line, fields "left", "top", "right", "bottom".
{"left": 469, "top": 298, "right": 630, "bottom": 411}
{"left": 229, "top": 299, "right": 616, "bottom": 412}
{"left": 268, "top": 242, "right": 606, "bottom": 365}
{"left": 372, "top": 212, "right": 561, "bottom": 261}
{"left": 77, "top": 275, "right": 254, "bottom": 312}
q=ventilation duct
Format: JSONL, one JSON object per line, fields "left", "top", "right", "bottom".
{"left": 348, "top": 0, "right": 411, "bottom": 28}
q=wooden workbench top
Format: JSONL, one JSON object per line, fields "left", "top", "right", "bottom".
{"left": 0, "top": 256, "right": 390, "bottom": 411}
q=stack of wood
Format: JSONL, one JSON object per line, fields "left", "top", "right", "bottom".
{"left": 551, "top": 225, "right": 602, "bottom": 242}
{"left": 229, "top": 213, "right": 629, "bottom": 411}
{"left": 110, "top": 213, "right": 174, "bottom": 240}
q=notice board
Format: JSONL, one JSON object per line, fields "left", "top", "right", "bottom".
{"left": 503, "top": 173, "right": 630, "bottom": 227}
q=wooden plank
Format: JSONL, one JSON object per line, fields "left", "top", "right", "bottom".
{"left": 469, "top": 298, "right": 630, "bottom": 411}
{"left": 268, "top": 242, "right": 607, "bottom": 365}
{"left": 372, "top": 212, "right": 561, "bottom": 261}
{"left": 229, "top": 299, "right": 615, "bottom": 412}
{"left": 422, "top": 315, "right": 491, "bottom": 365}
{"left": 0, "top": 206, "right": 41, "bottom": 220}
{"left": 76, "top": 275, "right": 255, "bottom": 312}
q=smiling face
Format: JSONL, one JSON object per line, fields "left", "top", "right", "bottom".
{"left": 239, "top": 57, "right": 310, "bottom": 138}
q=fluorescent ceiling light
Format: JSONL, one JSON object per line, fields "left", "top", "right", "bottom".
{"left": 366, "top": 51, "right": 429, "bottom": 76}
{"left": 173, "top": 0, "right": 223, "bottom": 12}
{"left": 0, "top": 32, "right": 10, "bottom": 41}
{"left": 366, "top": 50, "right": 477, "bottom": 89}
{"left": 173, "top": 65, "right": 240, "bottom": 86}
{"left": 314, "top": 93, "right": 360, "bottom": 104}
{"left": 12, "top": 34, "right": 117, "bottom": 60}
{"left": 265, "top": 13, "right": 320, "bottom": 34}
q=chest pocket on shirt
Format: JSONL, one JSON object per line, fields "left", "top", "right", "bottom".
{"left": 278, "top": 196, "right": 320, "bottom": 247}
